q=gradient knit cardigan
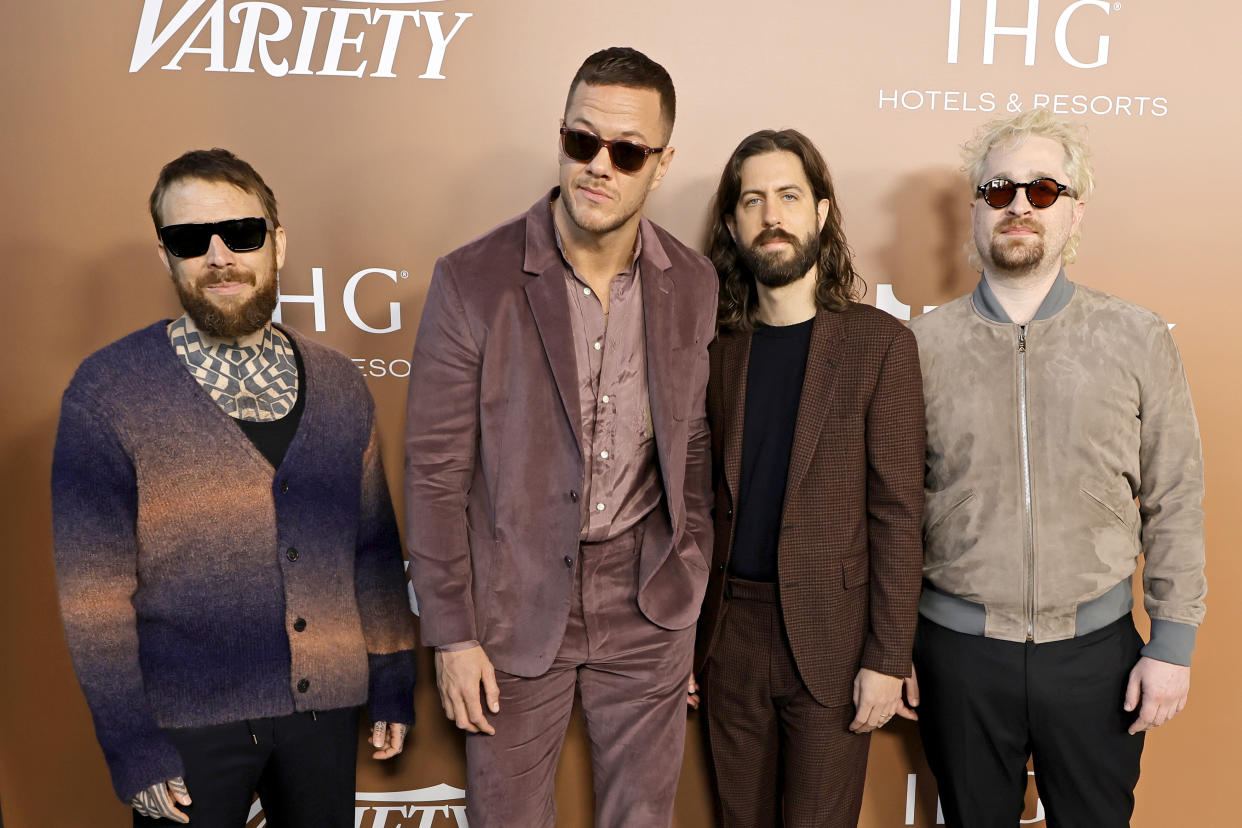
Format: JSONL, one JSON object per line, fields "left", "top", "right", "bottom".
{"left": 52, "top": 321, "right": 416, "bottom": 802}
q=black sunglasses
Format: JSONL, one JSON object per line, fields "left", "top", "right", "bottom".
{"left": 559, "top": 126, "right": 665, "bottom": 174}
{"left": 158, "top": 217, "right": 270, "bottom": 259}
{"left": 976, "top": 177, "right": 1077, "bottom": 209}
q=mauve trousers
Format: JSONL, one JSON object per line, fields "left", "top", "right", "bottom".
{"left": 465, "top": 525, "right": 696, "bottom": 827}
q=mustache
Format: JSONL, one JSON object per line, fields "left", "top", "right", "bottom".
{"left": 995, "top": 217, "right": 1042, "bottom": 235}
{"left": 751, "top": 228, "right": 800, "bottom": 248}
{"left": 196, "top": 266, "right": 256, "bottom": 288}
{"left": 577, "top": 176, "right": 616, "bottom": 196}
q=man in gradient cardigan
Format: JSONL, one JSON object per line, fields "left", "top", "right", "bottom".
{"left": 51, "top": 149, "right": 416, "bottom": 827}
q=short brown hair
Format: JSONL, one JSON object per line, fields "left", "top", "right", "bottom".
{"left": 149, "top": 148, "right": 279, "bottom": 229}
{"left": 565, "top": 47, "right": 676, "bottom": 140}
{"left": 709, "top": 129, "right": 863, "bottom": 333}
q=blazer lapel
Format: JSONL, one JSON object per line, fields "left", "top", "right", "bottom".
{"left": 720, "top": 328, "right": 751, "bottom": 507}
{"left": 524, "top": 268, "right": 580, "bottom": 452}
{"left": 784, "top": 310, "right": 846, "bottom": 498}
{"left": 521, "top": 196, "right": 581, "bottom": 453}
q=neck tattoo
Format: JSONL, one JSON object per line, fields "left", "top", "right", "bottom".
{"left": 168, "top": 315, "right": 299, "bottom": 422}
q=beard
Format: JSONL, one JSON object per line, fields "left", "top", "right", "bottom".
{"left": 737, "top": 227, "right": 820, "bottom": 288}
{"left": 987, "top": 218, "right": 1046, "bottom": 273}
{"left": 173, "top": 263, "right": 277, "bottom": 339}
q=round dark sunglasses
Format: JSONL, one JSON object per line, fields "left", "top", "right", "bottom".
{"left": 158, "top": 217, "right": 270, "bottom": 259}
{"left": 976, "top": 177, "right": 1076, "bottom": 209}
{"left": 559, "top": 126, "right": 665, "bottom": 174}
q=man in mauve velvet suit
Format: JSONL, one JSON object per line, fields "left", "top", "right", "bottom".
{"left": 404, "top": 48, "right": 716, "bottom": 827}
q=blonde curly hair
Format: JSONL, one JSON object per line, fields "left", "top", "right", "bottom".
{"left": 962, "top": 108, "right": 1093, "bottom": 270}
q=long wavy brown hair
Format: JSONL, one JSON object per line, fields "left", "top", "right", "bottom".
{"left": 709, "top": 129, "right": 863, "bottom": 332}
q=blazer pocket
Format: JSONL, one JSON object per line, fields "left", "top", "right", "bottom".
{"left": 843, "top": 555, "right": 869, "bottom": 589}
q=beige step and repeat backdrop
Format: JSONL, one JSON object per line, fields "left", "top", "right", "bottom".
{"left": 2, "top": 2, "right": 1239, "bottom": 826}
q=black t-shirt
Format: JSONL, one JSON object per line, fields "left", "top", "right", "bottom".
{"left": 234, "top": 340, "right": 306, "bottom": 469}
{"left": 729, "top": 318, "right": 814, "bottom": 582}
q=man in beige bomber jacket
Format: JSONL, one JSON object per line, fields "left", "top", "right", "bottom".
{"left": 906, "top": 109, "right": 1205, "bottom": 828}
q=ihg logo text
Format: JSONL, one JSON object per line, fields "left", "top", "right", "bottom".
{"left": 947, "top": 0, "right": 1114, "bottom": 68}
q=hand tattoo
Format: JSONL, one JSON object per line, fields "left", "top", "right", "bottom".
{"left": 131, "top": 776, "right": 190, "bottom": 822}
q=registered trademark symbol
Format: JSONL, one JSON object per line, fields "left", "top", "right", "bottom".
{"left": 400, "top": 270, "right": 409, "bottom": 279}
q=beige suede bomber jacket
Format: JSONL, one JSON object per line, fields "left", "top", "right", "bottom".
{"left": 910, "top": 272, "right": 1205, "bottom": 666}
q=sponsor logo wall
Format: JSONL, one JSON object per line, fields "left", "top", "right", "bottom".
{"left": 1, "top": 1, "right": 1238, "bottom": 825}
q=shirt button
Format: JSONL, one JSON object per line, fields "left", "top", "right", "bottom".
{"left": 601, "top": 395, "right": 610, "bottom": 403}
{"left": 599, "top": 450, "right": 609, "bottom": 459}
{"left": 297, "top": 678, "right": 310, "bottom": 693}
{"left": 727, "top": 509, "right": 734, "bottom": 519}
{"left": 583, "top": 287, "right": 592, "bottom": 295}
{"left": 286, "top": 547, "right": 299, "bottom": 562}
{"left": 564, "top": 555, "right": 574, "bottom": 567}
{"left": 293, "top": 618, "right": 307, "bottom": 632}
{"left": 280, "top": 481, "right": 289, "bottom": 494}
{"left": 593, "top": 341, "right": 602, "bottom": 351}
{"left": 596, "top": 503, "right": 605, "bottom": 512}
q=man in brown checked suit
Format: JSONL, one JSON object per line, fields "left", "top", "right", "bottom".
{"left": 404, "top": 48, "right": 716, "bottom": 827}
{"left": 692, "top": 129, "right": 925, "bottom": 827}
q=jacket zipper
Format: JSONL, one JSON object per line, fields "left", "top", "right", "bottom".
{"left": 1018, "top": 326, "right": 1035, "bottom": 641}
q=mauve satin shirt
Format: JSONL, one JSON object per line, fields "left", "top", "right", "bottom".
{"left": 555, "top": 225, "right": 662, "bottom": 542}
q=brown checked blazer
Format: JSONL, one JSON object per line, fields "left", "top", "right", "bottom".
{"left": 405, "top": 191, "right": 717, "bottom": 679}
{"left": 694, "top": 303, "right": 925, "bottom": 706}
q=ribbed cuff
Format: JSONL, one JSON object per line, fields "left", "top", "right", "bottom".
{"left": 109, "top": 733, "right": 185, "bottom": 804}
{"left": 366, "top": 650, "right": 417, "bottom": 725}
{"left": 1141, "top": 619, "right": 1197, "bottom": 666}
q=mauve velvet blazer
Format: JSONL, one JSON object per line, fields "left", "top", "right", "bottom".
{"left": 405, "top": 191, "right": 718, "bottom": 678}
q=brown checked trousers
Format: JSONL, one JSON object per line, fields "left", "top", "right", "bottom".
{"left": 696, "top": 304, "right": 926, "bottom": 827}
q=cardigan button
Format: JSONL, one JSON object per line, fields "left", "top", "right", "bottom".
{"left": 293, "top": 618, "right": 307, "bottom": 632}
{"left": 286, "top": 547, "right": 299, "bottom": 562}
{"left": 564, "top": 555, "right": 574, "bottom": 568}
{"left": 726, "top": 509, "right": 733, "bottom": 520}
{"left": 297, "top": 678, "right": 310, "bottom": 693}
{"left": 569, "top": 490, "right": 579, "bottom": 503}
{"left": 280, "top": 481, "right": 290, "bottom": 494}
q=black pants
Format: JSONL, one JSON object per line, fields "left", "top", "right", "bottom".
{"left": 913, "top": 615, "right": 1145, "bottom": 828}
{"left": 134, "top": 707, "right": 359, "bottom": 828}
